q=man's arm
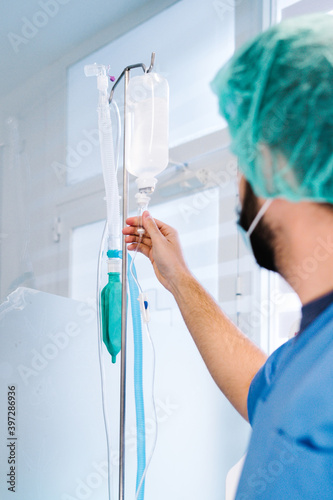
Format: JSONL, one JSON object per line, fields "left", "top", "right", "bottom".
{"left": 123, "top": 211, "right": 267, "bottom": 421}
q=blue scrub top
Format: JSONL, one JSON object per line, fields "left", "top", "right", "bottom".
{"left": 236, "top": 292, "right": 333, "bottom": 499}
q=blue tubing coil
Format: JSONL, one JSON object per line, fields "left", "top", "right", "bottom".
{"left": 128, "top": 254, "right": 146, "bottom": 499}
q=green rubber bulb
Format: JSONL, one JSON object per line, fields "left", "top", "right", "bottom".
{"left": 101, "top": 272, "right": 122, "bottom": 363}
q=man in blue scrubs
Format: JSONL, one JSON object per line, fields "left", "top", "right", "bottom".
{"left": 123, "top": 13, "right": 333, "bottom": 499}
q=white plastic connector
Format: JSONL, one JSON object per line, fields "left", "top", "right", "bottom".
{"left": 138, "top": 293, "right": 150, "bottom": 323}
{"left": 136, "top": 177, "right": 157, "bottom": 193}
{"left": 135, "top": 192, "right": 151, "bottom": 209}
{"left": 84, "top": 63, "right": 105, "bottom": 77}
{"left": 236, "top": 276, "right": 242, "bottom": 296}
{"left": 84, "top": 63, "right": 108, "bottom": 92}
{"left": 108, "top": 258, "right": 121, "bottom": 273}
{"left": 135, "top": 192, "right": 151, "bottom": 236}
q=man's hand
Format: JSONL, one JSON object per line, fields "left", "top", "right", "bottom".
{"left": 123, "top": 211, "right": 191, "bottom": 293}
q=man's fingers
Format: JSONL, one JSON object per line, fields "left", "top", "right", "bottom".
{"left": 125, "top": 216, "right": 140, "bottom": 227}
{"left": 125, "top": 213, "right": 165, "bottom": 227}
{"left": 142, "top": 211, "right": 176, "bottom": 239}
{"left": 123, "top": 225, "right": 151, "bottom": 239}
{"left": 127, "top": 242, "right": 150, "bottom": 259}
{"left": 142, "top": 211, "right": 165, "bottom": 240}
{"left": 125, "top": 234, "right": 151, "bottom": 246}
{"left": 125, "top": 212, "right": 172, "bottom": 237}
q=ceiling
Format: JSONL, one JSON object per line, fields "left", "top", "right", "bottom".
{"left": 0, "top": 0, "right": 171, "bottom": 98}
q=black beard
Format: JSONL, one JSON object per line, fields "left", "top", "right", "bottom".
{"left": 238, "top": 181, "right": 278, "bottom": 273}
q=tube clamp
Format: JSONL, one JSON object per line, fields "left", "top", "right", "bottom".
{"left": 138, "top": 293, "right": 150, "bottom": 323}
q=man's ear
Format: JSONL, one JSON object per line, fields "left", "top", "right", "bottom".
{"left": 238, "top": 173, "right": 246, "bottom": 205}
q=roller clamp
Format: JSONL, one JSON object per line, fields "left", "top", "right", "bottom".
{"left": 138, "top": 293, "right": 150, "bottom": 323}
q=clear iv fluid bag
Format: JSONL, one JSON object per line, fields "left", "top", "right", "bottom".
{"left": 126, "top": 72, "right": 169, "bottom": 189}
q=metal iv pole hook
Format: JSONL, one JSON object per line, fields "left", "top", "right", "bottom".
{"left": 146, "top": 52, "right": 155, "bottom": 73}
{"left": 108, "top": 52, "right": 155, "bottom": 103}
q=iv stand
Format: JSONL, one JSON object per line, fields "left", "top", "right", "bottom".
{"left": 109, "top": 52, "right": 155, "bottom": 500}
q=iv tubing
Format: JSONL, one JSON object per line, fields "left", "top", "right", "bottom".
{"left": 111, "top": 100, "right": 122, "bottom": 174}
{"left": 96, "top": 222, "right": 113, "bottom": 500}
{"left": 95, "top": 70, "right": 122, "bottom": 500}
{"left": 135, "top": 322, "right": 158, "bottom": 500}
{"left": 92, "top": 65, "right": 122, "bottom": 499}
{"left": 128, "top": 251, "right": 146, "bottom": 500}
{"left": 129, "top": 240, "right": 159, "bottom": 500}
{"left": 96, "top": 69, "right": 121, "bottom": 251}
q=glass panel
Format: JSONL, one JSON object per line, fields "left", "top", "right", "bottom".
{"left": 70, "top": 219, "right": 105, "bottom": 302}
{"left": 277, "top": 0, "right": 333, "bottom": 20}
{"left": 261, "top": 270, "right": 302, "bottom": 354}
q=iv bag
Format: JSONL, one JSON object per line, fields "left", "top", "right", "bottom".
{"left": 125, "top": 72, "right": 169, "bottom": 189}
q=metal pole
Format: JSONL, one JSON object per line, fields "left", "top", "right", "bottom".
{"left": 119, "top": 68, "right": 129, "bottom": 500}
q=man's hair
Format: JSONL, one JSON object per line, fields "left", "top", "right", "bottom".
{"left": 211, "top": 13, "right": 333, "bottom": 204}
{"left": 323, "top": 203, "right": 333, "bottom": 213}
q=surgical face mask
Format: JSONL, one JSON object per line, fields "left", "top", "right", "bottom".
{"left": 236, "top": 199, "right": 273, "bottom": 252}
{"left": 237, "top": 181, "right": 277, "bottom": 272}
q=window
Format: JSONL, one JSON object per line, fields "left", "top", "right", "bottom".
{"left": 277, "top": 0, "right": 333, "bottom": 21}
{"left": 66, "top": 0, "right": 234, "bottom": 184}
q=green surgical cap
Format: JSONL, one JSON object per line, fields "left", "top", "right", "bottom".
{"left": 211, "top": 13, "right": 333, "bottom": 203}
